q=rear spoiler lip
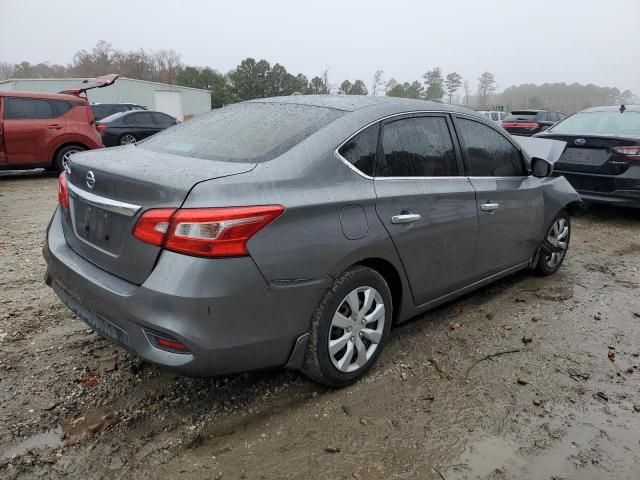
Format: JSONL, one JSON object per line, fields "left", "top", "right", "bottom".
{"left": 59, "top": 74, "right": 119, "bottom": 95}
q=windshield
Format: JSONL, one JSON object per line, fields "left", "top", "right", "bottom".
{"left": 550, "top": 111, "right": 640, "bottom": 136}
{"left": 141, "top": 102, "right": 345, "bottom": 162}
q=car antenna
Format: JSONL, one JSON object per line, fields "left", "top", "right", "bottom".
{"left": 620, "top": 104, "right": 626, "bottom": 113}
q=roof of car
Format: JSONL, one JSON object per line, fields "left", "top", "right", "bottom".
{"left": 510, "top": 109, "right": 548, "bottom": 113}
{"left": 579, "top": 104, "right": 640, "bottom": 113}
{"left": 0, "top": 90, "right": 86, "bottom": 102}
{"left": 248, "top": 94, "right": 477, "bottom": 116}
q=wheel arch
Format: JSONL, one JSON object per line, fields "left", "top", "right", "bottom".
{"left": 51, "top": 142, "right": 90, "bottom": 165}
{"left": 354, "top": 257, "right": 404, "bottom": 325}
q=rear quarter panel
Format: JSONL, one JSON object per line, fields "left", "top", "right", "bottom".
{"left": 182, "top": 114, "right": 415, "bottom": 322}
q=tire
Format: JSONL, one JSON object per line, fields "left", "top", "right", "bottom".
{"left": 534, "top": 210, "right": 571, "bottom": 276}
{"left": 302, "top": 266, "right": 393, "bottom": 387}
{"left": 119, "top": 134, "right": 137, "bottom": 146}
{"left": 54, "top": 145, "right": 85, "bottom": 172}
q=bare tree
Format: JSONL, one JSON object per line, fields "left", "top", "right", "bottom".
{"left": 477, "top": 72, "right": 497, "bottom": 107}
{"left": 151, "top": 49, "right": 182, "bottom": 84}
{"left": 371, "top": 70, "right": 384, "bottom": 96}
{"left": 0, "top": 62, "right": 15, "bottom": 81}
{"left": 463, "top": 80, "right": 470, "bottom": 105}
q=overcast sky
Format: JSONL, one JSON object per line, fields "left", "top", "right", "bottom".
{"left": 1, "top": 0, "right": 639, "bottom": 94}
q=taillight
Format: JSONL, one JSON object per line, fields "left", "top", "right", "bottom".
{"left": 527, "top": 122, "right": 540, "bottom": 130}
{"left": 132, "top": 208, "right": 175, "bottom": 245}
{"left": 132, "top": 205, "right": 285, "bottom": 257}
{"left": 96, "top": 124, "right": 108, "bottom": 133}
{"left": 612, "top": 146, "right": 640, "bottom": 160}
{"left": 58, "top": 172, "right": 69, "bottom": 209}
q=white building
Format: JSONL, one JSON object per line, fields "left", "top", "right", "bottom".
{"left": 0, "top": 77, "right": 211, "bottom": 120}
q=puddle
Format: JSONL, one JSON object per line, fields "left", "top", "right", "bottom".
{"left": 444, "top": 403, "right": 640, "bottom": 479}
{"left": 445, "top": 435, "right": 525, "bottom": 479}
{"left": 1, "top": 425, "right": 63, "bottom": 460}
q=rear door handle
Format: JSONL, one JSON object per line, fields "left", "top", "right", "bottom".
{"left": 391, "top": 213, "right": 421, "bottom": 224}
{"left": 481, "top": 202, "right": 500, "bottom": 212}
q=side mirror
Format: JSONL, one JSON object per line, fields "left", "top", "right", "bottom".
{"left": 531, "top": 157, "right": 552, "bottom": 178}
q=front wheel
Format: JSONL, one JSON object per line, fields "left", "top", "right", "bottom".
{"left": 535, "top": 210, "right": 571, "bottom": 276}
{"left": 302, "top": 266, "right": 392, "bottom": 387}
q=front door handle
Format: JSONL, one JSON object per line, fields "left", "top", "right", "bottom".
{"left": 48, "top": 124, "right": 63, "bottom": 130}
{"left": 481, "top": 202, "right": 500, "bottom": 212}
{"left": 391, "top": 213, "right": 421, "bottom": 224}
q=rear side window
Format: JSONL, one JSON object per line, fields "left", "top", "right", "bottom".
{"left": 457, "top": 118, "right": 525, "bottom": 177}
{"left": 338, "top": 124, "right": 378, "bottom": 176}
{"left": 49, "top": 100, "right": 73, "bottom": 117}
{"left": 378, "top": 116, "right": 457, "bottom": 177}
{"left": 126, "top": 112, "right": 153, "bottom": 125}
{"left": 4, "top": 97, "right": 53, "bottom": 119}
{"left": 141, "top": 102, "right": 345, "bottom": 163}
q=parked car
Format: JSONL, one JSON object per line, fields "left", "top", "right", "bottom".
{"left": 44, "top": 96, "right": 581, "bottom": 387}
{"left": 502, "top": 110, "right": 567, "bottom": 136}
{"left": 91, "top": 103, "right": 147, "bottom": 121}
{"left": 97, "top": 110, "right": 179, "bottom": 146}
{"left": 0, "top": 74, "right": 117, "bottom": 171}
{"left": 478, "top": 110, "right": 507, "bottom": 124}
{"left": 536, "top": 105, "right": 640, "bottom": 208}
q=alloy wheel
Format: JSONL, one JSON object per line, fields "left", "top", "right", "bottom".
{"left": 328, "top": 286, "right": 385, "bottom": 373}
{"left": 545, "top": 217, "right": 569, "bottom": 268}
{"left": 120, "top": 134, "right": 137, "bottom": 145}
{"left": 61, "top": 149, "right": 80, "bottom": 170}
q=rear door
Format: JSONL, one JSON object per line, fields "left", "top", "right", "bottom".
{"left": 453, "top": 116, "right": 544, "bottom": 277}
{"left": 373, "top": 114, "right": 478, "bottom": 305}
{"left": 3, "top": 97, "right": 64, "bottom": 164}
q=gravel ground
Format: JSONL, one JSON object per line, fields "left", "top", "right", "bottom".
{"left": 1, "top": 170, "right": 640, "bottom": 480}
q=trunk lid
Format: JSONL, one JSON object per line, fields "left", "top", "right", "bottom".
{"left": 62, "top": 146, "right": 256, "bottom": 284}
{"left": 542, "top": 134, "right": 639, "bottom": 175}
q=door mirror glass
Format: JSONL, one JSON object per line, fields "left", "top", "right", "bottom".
{"left": 531, "top": 157, "right": 552, "bottom": 178}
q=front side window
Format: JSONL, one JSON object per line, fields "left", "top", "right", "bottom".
{"left": 457, "top": 118, "right": 525, "bottom": 177}
{"left": 4, "top": 97, "right": 53, "bottom": 120}
{"left": 378, "top": 116, "right": 457, "bottom": 177}
{"left": 338, "top": 124, "right": 379, "bottom": 176}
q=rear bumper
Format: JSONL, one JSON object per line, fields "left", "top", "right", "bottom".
{"left": 554, "top": 169, "right": 640, "bottom": 208}
{"left": 43, "top": 208, "right": 324, "bottom": 376}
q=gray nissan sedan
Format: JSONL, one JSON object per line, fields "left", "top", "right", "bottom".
{"left": 44, "top": 96, "right": 581, "bottom": 387}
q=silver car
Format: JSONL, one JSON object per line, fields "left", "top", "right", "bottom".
{"left": 44, "top": 96, "right": 581, "bottom": 387}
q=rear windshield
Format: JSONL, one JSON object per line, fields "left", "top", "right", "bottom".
{"left": 504, "top": 112, "right": 537, "bottom": 122}
{"left": 140, "top": 102, "right": 345, "bottom": 162}
{"left": 550, "top": 111, "right": 640, "bottom": 136}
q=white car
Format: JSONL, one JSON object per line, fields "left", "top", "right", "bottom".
{"left": 478, "top": 110, "right": 507, "bottom": 124}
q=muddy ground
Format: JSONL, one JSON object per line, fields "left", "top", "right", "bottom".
{"left": 1, "top": 170, "right": 639, "bottom": 480}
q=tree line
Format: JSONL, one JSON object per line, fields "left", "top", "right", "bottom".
{"left": 0, "top": 41, "right": 636, "bottom": 113}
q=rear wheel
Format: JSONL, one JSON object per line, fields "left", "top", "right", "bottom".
{"left": 535, "top": 210, "right": 571, "bottom": 275}
{"left": 302, "top": 266, "right": 392, "bottom": 387}
{"left": 54, "top": 145, "right": 85, "bottom": 172}
{"left": 119, "top": 134, "right": 137, "bottom": 145}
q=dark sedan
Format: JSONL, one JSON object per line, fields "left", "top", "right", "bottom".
{"left": 536, "top": 105, "right": 640, "bottom": 208}
{"left": 91, "top": 103, "right": 147, "bottom": 121}
{"left": 97, "top": 110, "right": 179, "bottom": 147}
{"left": 502, "top": 110, "right": 567, "bottom": 136}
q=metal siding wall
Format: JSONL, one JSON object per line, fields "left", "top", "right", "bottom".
{"left": 1, "top": 78, "right": 210, "bottom": 116}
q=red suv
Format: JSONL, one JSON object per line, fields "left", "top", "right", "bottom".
{"left": 0, "top": 74, "right": 117, "bottom": 171}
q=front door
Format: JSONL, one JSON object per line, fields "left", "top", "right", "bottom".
{"left": 374, "top": 114, "right": 479, "bottom": 306}
{"left": 453, "top": 116, "right": 544, "bottom": 277}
